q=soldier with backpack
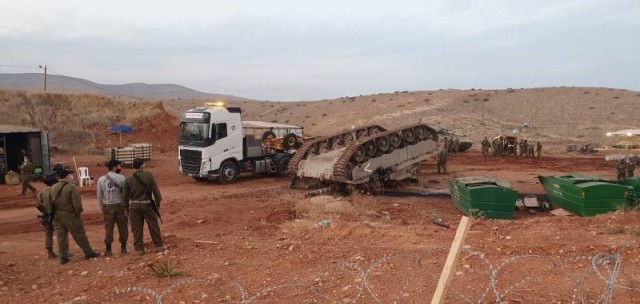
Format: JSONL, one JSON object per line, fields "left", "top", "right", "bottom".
{"left": 97, "top": 160, "right": 128, "bottom": 256}
{"left": 36, "top": 174, "right": 58, "bottom": 258}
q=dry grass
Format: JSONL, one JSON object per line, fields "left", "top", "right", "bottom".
{"left": 604, "top": 226, "right": 626, "bottom": 235}
{"left": 0, "top": 90, "right": 164, "bottom": 152}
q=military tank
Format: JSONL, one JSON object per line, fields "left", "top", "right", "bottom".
{"left": 289, "top": 123, "right": 441, "bottom": 191}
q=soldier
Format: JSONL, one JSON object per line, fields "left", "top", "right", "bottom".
{"left": 527, "top": 142, "right": 535, "bottom": 158}
{"left": 443, "top": 137, "right": 449, "bottom": 151}
{"left": 626, "top": 159, "right": 636, "bottom": 178}
{"left": 517, "top": 140, "right": 523, "bottom": 157}
{"left": 522, "top": 140, "right": 529, "bottom": 157}
{"left": 448, "top": 138, "right": 454, "bottom": 153}
{"left": 123, "top": 158, "right": 165, "bottom": 256}
{"left": 496, "top": 140, "right": 503, "bottom": 156}
{"left": 452, "top": 138, "right": 460, "bottom": 155}
{"left": 616, "top": 159, "right": 627, "bottom": 181}
{"left": 51, "top": 169, "right": 100, "bottom": 264}
{"left": 437, "top": 149, "right": 448, "bottom": 174}
{"left": 536, "top": 142, "right": 542, "bottom": 159}
{"left": 481, "top": 137, "right": 490, "bottom": 156}
{"left": 36, "top": 174, "right": 58, "bottom": 258}
{"left": 19, "top": 156, "right": 36, "bottom": 195}
{"left": 97, "top": 160, "right": 128, "bottom": 256}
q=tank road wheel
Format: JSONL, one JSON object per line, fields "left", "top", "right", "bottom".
{"left": 218, "top": 161, "right": 238, "bottom": 184}
{"left": 368, "top": 127, "right": 381, "bottom": 136}
{"left": 319, "top": 141, "right": 331, "bottom": 153}
{"left": 389, "top": 133, "right": 402, "bottom": 148}
{"left": 283, "top": 133, "right": 299, "bottom": 149}
{"left": 414, "top": 126, "right": 427, "bottom": 140}
{"left": 356, "top": 129, "right": 369, "bottom": 139}
{"left": 376, "top": 135, "right": 390, "bottom": 153}
{"left": 364, "top": 140, "right": 377, "bottom": 157}
{"left": 402, "top": 128, "right": 416, "bottom": 144}
{"left": 351, "top": 146, "right": 367, "bottom": 163}
{"left": 329, "top": 136, "right": 341, "bottom": 148}
{"left": 343, "top": 133, "right": 355, "bottom": 145}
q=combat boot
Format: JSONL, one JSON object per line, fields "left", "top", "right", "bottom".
{"left": 60, "top": 257, "right": 70, "bottom": 265}
{"left": 47, "top": 247, "right": 58, "bottom": 259}
{"left": 85, "top": 251, "right": 101, "bottom": 259}
{"left": 104, "top": 244, "right": 112, "bottom": 257}
{"left": 120, "top": 243, "right": 127, "bottom": 254}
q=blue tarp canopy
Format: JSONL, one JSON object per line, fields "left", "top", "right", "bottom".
{"left": 109, "top": 124, "right": 134, "bottom": 133}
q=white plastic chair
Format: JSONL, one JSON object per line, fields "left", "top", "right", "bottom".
{"left": 77, "top": 167, "right": 93, "bottom": 187}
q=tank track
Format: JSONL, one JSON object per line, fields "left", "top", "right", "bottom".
{"left": 331, "top": 123, "right": 439, "bottom": 180}
{"left": 288, "top": 124, "right": 386, "bottom": 177}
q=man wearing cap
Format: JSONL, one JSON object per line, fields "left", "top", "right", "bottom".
{"left": 97, "top": 160, "right": 128, "bottom": 256}
{"left": 123, "top": 158, "right": 164, "bottom": 255}
{"left": 36, "top": 174, "right": 58, "bottom": 258}
{"left": 51, "top": 169, "right": 100, "bottom": 264}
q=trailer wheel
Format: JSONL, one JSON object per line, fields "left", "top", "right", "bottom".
{"left": 218, "top": 161, "right": 238, "bottom": 184}
{"left": 276, "top": 155, "right": 291, "bottom": 177}
{"left": 283, "top": 133, "right": 299, "bottom": 149}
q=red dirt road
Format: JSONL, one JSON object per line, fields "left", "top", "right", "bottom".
{"left": 0, "top": 151, "right": 638, "bottom": 303}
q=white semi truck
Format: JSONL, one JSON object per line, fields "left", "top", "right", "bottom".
{"left": 178, "top": 103, "right": 303, "bottom": 183}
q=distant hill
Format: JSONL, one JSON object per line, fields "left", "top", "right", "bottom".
{"left": 0, "top": 73, "right": 244, "bottom": 101}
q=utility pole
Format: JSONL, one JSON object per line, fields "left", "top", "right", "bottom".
{"left": 38, "top": 65, "right": 47, "bottom": 91}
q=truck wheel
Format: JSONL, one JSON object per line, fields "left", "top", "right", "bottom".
{"left": 262, "top": 130, "right": 276, "bottom": 140}
{"left": 276, "top": 155, "right": 291, "bottom": 177}
{"left": 283, "top": 133, "right": 299, "bottom": 149}
{"left": 218, "top": 161, "right": 238, "bottom": 184}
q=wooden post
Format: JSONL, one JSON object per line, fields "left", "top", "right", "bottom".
{"left": 72, "top": 156, "right": 79, "bottom": 186}
{"left": 431, "top": 216, "right": 471, "bottom": 304}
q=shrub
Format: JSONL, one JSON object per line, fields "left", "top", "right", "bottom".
{"left": 148, "top": 261, "right": 185, "bottom": 278}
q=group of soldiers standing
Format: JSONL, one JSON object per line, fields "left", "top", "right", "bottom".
{"left": 481, "top": 137, "right": 542, "bottom": 159}
{"left": 616, "top": 158, "right": 636, "bottom": 181}
{"left": 35, "top": 158, "right": 165, "bottom": 264}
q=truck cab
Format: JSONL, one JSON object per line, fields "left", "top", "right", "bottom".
{"left": 178, "top": 103, "right": 302, "bottom": 183}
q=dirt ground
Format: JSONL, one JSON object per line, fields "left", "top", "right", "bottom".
{"left": 0, "top": 150, "right": 639, "bottom": 303}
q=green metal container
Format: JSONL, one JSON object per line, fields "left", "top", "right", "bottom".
{"left": 537, "top": 173, "right": 629, "bottom": 216}
{"left": 449, "top": 176, "right": 518, "bottom": 220}
{"left": 618, "top": 177, "right": 640, "bottom": 204}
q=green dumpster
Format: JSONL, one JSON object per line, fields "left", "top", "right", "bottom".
{"left": 449, "top": 176, "right": 518, "bottom": 219}
{"left": 618, "top": 177, "right": 640, "bottom": 204}
{"left": 537, "top": 173, "right": 628, "bottom": 216}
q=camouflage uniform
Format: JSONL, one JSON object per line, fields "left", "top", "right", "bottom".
{"left": 481, "top": 137, "right": 490, "bottom": 155}
{"left": 123, "top": 166, "right": 164, "bottom": 255}
{"left": 627, "top": 162, "right": 636, "bottom": 178}
{"left": 527, "top": 143, "right": 535, "bottom": 158}
{"left": 536, "top": 142, "right": 542, "bottom": 159}
{"left": 51, "top": 179, "right": 100, "bottom": 263}
{"left": 19, "top": 160, "right": 36, "bottom": 195}
{"left": 437, "top": 149, "right": 448, "bottom": 174}
{"left": 616, "top": 160, "right": 626, "bottom": 181}
{"left": 36, "top": 183, "right": 56, "bottom": 258}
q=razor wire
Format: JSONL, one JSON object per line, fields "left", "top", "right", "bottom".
{"left": 65, "top": 247, "right": 640, "bottom": 304}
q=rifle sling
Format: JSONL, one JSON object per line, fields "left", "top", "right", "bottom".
{"left": 105, "top": 174, "right": 122, "bottom": 191}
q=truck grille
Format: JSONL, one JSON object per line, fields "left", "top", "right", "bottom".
{"left": 180, "top": 149, "right": 202, "bottom": 174}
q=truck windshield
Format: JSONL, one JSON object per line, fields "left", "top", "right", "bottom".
{"left": 179, "top": 122, "right": 210, "bottom": 142}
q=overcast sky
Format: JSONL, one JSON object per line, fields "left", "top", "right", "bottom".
{"left": 1, "top": 0, "right": 638, "bottom": 101}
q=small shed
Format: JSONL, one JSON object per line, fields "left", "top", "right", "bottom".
{"left": 0, "top": 125, "right": 50, "bottom": 182}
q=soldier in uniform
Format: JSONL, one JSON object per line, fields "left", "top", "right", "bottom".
{"left": 626, "top": 159, "right": 636, "bottom": 178}
{"left": 437, "top": 149, "right": 448, "bottom": 174}
{"left": 452, "top": 138, "right": 460, "bottom": 155}
{"left": 527, "top": 142, "right": 535, "bottom": 158}
{"left": 36, "top": 174, "right": 58, "bottom": 258}
{"left": 51, "top": 169, "right": 100, "bottom": 264}
{"left": 536, "top": 142, "right": 542, "bottom": 159}
{"left": 616, "top": 159, "right": 627, "bottom": 181}
{"left": 481, "top": 137, "right": 490, "bottom": 156}
{"left": 19, "top": 157, "right": 36, "bottom": 195}
{"left": 123, "top": 158, "right": 165, "bottom": 256}
{"left": 97, "top": 160, "right": 128, "bottom": 256}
